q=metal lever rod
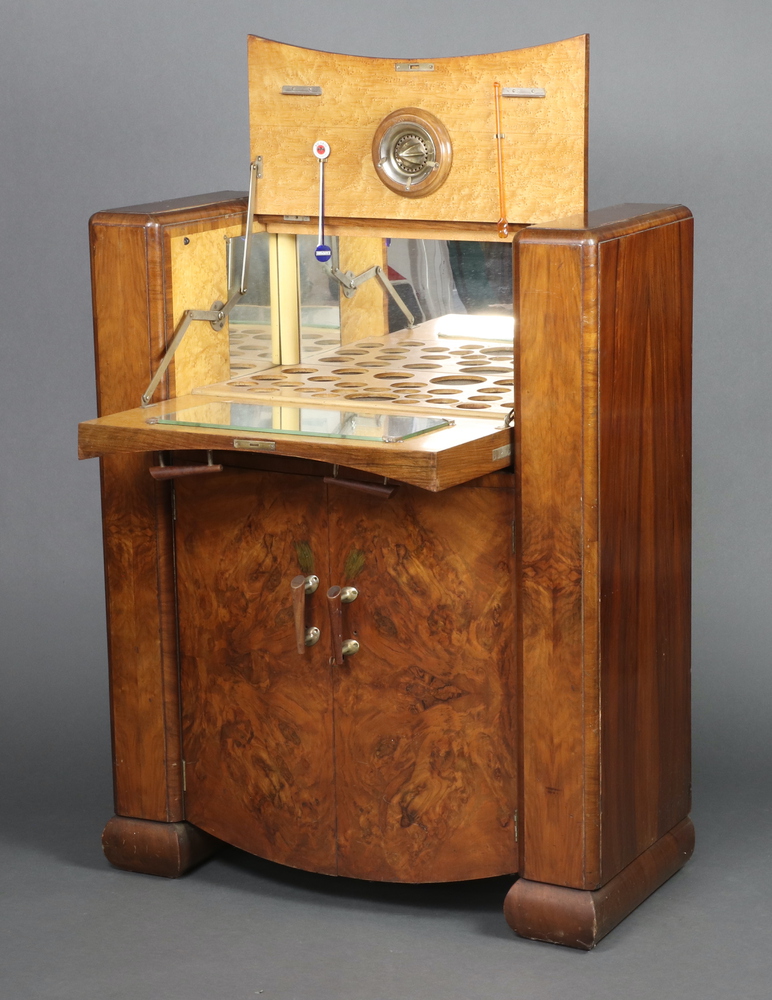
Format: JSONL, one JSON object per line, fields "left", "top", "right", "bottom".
{"left": 312, "top": 140, "right": 332, "bottom": 264}
{"left": 141, "top": 157, "right": 261, "bottom": 407}
{"left": 291, "top": 574, "right": 320, "bottom": 654}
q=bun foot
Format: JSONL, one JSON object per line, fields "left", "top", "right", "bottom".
{"left": 504, "top": 817, "right": 694, "bottom": 949}
{"left": 102, "top": 815, "right": 222, "bottom": 878}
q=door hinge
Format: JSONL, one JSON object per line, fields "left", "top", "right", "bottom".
{"left": 511, "top": 521, "right": 516, "bottom": 553}
{"left": 514, "top": 809, "right": 518, "bottom": 843}
{"left": 171, "top": 485, "right": 177, "bottom": 521}
{"left": 182, "top": 759, "right": 186, "bottom": 792}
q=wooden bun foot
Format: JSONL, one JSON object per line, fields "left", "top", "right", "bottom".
{"left": 102, "top": 815, "right": 222, "bottom": 878}
{"left": 504, "top": 818, "right": 695, "bottom": 949}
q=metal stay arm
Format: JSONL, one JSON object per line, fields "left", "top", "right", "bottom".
{"left": 141, "top": 157, "right": 261, "bottom": 407}
{"left": 324, "top": 263, "right": 415, "bottom": 328}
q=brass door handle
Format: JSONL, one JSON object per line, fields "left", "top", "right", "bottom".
{"left": 327, "top": 585, "right": 359, "bottom": 665}
{"left": 291, "top": 574, "right": 320, "bottom": 654}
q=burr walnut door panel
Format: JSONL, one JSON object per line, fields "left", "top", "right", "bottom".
{"left": 327, "top": 481, "right": 518, "bottom": 882}
{"left": 175, "top": 468, "right": 337, "bottom": 875}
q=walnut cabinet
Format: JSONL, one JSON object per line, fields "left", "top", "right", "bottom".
{"left": 79, "top": 36, "right": 694, "bottom": 949}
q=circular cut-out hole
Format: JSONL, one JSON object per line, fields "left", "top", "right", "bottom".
{"left": 399, "top": 340, "right": 423, "bottom": 346}
{"left": 429, "top": 389, "right": 461, "bottom": 395}
{"left": 358, "top": 362, "right": 388, "bottom": 368}
{"left": 495, "top": 379, "right": 514, "bottom": 386}
{"left": 344, "top": 393, "right": 397, "bottom": 402}
{"left": 331, "top": 368, "right": 366, "bottom": 375}
{"left": 422, "top": 348, "right": 449, "bottom": 353}
{"left": 482, "top": 347, "right": 512, "bottom": 355}
{"left": 405, "top": 363, "right": 441, "bottom": 370}
{"left": 425, "top": 398, "right": 452, "bottom": 404}
{"left": 374, "top": 371, "right": 413, "bottom": 379}
{"left": 457, "top": 402, "right": 490, "bottom": 409}
{"left": 430, "top": 375, "right": 485, "bottom": 385}
{"left": 250, "top": 376, "right": 284, "bottom": 382}
{"left": 334, "top": 349, "right": 368, "bottom": 356}
{"left": 469, "top": 394, "right": 501, "bottom": 401}
{"left": 334, "top": 381, "right": 366, "bottom": 388}
{"left": 392, "top": 398, "right": 422, "bottom": 404}
{"left": 461, "top": 365, "right": 511, "bottom": 375}
{"left": 282, "top": 367, "right": 318, "bottom": 374}
{"left": 308, "top": 376, "right": 337, "bottom": 382}
{"left": 392, "top": 381, "right": 426, "bottom": 388}
{"left": 379, "top": 348, "right": 407, "bottom": 355}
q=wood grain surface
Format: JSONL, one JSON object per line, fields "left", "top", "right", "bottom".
{"left": 597, "top": 217, "right": 693, "bottom": 877}
{"left": 169, "top": 224, "right": 241, "bottom": 396}
{"left": 89, "top": 196, "right": 248, "bottom": 822}
{"left": 102, "top": 815, "right": 221, "bottom": 878}
{"left": 78, "top": 395, "right": 513, "bottom": 493}
{"left": 328, "top": 482, "right": 518, "bottom": 881}
{"left": 338, "top": 236, "right": 389, "bottom": 343}
{"left": 504, "top": 817, "right": 694, "bottom": 948}
{"left": 175, "top": 469, "right": 337, "bottom": 874}
{"left": 248, "top": 35, "right": 587, "bottom": 225}
{"left": 514, "top": 205, "right": 693, "bottom": 891}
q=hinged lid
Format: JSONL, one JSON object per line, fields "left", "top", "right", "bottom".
{"left": 248, "top": 35, "right": 588, "bottom": 226}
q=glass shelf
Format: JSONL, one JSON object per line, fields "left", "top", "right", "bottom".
{"left": 154, "top": 400, "right": 452, "bottom": 443}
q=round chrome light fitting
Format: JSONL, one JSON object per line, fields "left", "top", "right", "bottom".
{"left": 372, "top": 108, "right": 452, "bottom": 198}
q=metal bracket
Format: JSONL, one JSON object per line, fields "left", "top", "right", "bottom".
{"left": 141, "top": 158, "right": 261, "bottom": 407}
{"left": 324, "top": 263, "right": 415, "bottom": 328}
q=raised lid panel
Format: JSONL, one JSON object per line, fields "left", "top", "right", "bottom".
{"left": 248, "top": 35, "right": 587, "bottom": 225}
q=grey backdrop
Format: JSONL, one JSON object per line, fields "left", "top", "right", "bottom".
{"left": 1, "top": 2, "right": 770, "bottom": 998}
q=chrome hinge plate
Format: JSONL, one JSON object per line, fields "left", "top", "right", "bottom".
{"left": 282, "top": 85, "right": 322, "bottom": 96}
{"left": 502, "top": 87, "right": 546, "bottom": 98}
{"left": 395, "top": 62, "right": 434, "bottom": 72}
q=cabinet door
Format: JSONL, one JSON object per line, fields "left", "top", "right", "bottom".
{"left": 328, "top": 481, "right": 518, "bottom": 882}
{"left": 175, "top": 469, "right": 336, "bottom": 874}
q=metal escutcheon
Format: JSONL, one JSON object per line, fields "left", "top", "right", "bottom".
{"left": 340, "top": 586, "right": 358, "bottom": 603}
{"left": 341, "top": 639, "right": 359, "bottom": 656}
{"left": 305, "top": 626, "right": 321, "bottom": 647}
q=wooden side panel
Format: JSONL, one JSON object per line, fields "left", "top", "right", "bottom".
{"left": 89, "top": 197, "right": 249, "bottom": 822}
{"left": 338, "top": 236, "right": 388, "bottom": 342}
{"left": 515, "top": 205, "right": 692, "bottom": 892}
{"left": 175, "top": 470, "right": 337, "bottom": 875}
{"left": 169, "top": 224, "right": 242, "bottom": 395}
{"left": 100, "top": 453, "right": 182, "bottom": 820}
{"left": 329, "top": 482, "right": 517, "bottom": 882}
{"left": 90, "top": 223, "right": 156, "bottom": 415}
{"left": 515, "top": 242, "right": 593, "bottom": 887}
{"left": 598, "top": 219, "right": 692, "bottom": 880}
{"left": 91, "top": 217, "right": 183, "bottom": 821}
{"left": 248, "top": 35, "right": 587, "bottom": 225}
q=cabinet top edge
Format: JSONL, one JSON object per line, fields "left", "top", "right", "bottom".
{"left": 90, "top": 192, "right": 248, "bottom": 227}
{"left": 515, "top": 204, "right": 692, "bottom": 245}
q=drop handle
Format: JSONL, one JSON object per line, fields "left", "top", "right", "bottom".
{"left": 327, "top": 585, "right": 359, "bottom": 665}
{"left": 291, "top": 574, "right": 320, "bottom": 654}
